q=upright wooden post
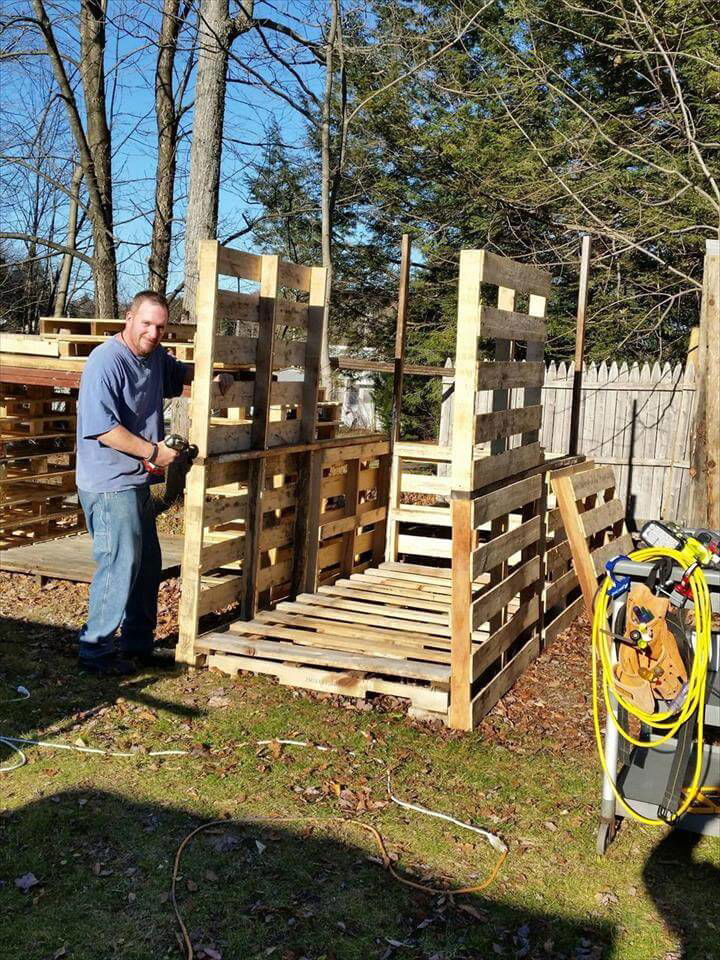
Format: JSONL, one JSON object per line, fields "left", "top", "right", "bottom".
{"left": 391, "top": 234, "right": 411, "bottom": 447}
{"left": 689, "top": 239, "right": 719, "bottom": 528}
{"left": 384, "top": 234, "right": 411, "bottom": 562}
{"left": 449, "top": 249, "right": 483, "bottom": 730}
{"left": 176, "top": 240, "right": 220, "bottom": 664}
{"left": 241, "top": 254, "right": 280, "bottom": 620}
{"left": 703, "top": 239, "right": 719, "bottom": 527}
{"left": 569, "top": 234, "right": 591, "bottom": 456}
{"left": 292, "top": 265, "right": 328, "bottom": 595}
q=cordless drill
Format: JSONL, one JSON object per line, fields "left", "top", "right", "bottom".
{"left": 142, "top": 434, "right": 199, "bottom": 477}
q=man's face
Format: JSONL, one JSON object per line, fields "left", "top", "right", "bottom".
{"left": 124, "top": 300, "right": 168, "bottom": 356}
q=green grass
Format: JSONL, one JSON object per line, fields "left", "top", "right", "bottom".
{"left": 1, "top": 585, "right": 718, "bottom": 960}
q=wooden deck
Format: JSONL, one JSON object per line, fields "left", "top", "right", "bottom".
{"left": 0, "top": 532, "right": 184, "bottom": 583}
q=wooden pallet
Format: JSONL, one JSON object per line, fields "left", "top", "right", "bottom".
{"left": 551, "top": 462, "right": 633, "bottom": 614}
{"left": 1, "top": 382, "right": 83, "bottom": 549}
{"left": 198, "top": 562, "right": 454, "bottom": 718}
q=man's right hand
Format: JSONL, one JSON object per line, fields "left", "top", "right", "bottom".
{"left": 153, "top": 440, "right": 180, "bottom": 467}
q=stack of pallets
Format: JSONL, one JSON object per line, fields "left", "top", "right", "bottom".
{"left": 0, "top": 382, "right": 83, "bottom": 549}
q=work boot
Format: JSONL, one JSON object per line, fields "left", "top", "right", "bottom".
{"left": 79, "top": 656, "right": 136, "bottom": 677}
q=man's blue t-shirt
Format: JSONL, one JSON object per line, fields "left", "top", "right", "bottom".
{"left": 76, "top": 336, "right": 187, "bottom": 493}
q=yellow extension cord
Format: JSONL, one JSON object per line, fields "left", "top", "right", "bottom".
{"left": 592, "top": 545, "right": 713, "bottom": 826}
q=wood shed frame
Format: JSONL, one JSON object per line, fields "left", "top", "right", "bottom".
{"left": 176, "top": 241, "right": 584, "bottom": 730}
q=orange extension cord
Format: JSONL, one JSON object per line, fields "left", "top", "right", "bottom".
{"left": 172, "top": 815, "right": 508, "bottom": 960}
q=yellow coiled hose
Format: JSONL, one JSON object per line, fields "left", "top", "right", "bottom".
{"left": 592, "top": 545, "right": 712, "bottom": 825}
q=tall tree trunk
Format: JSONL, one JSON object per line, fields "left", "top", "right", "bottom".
{"left": 79, "top": 0, "right": 117, "bottom": 315}
{"left": 183, "top": 0, "right": 253, "bottom": 317}
{"left": 32, "top": 0, "right": 117, "bottom": 316}
{"left": 54, "top": 164, "right": 83, "bottom": 315}
{"left": 149, "top": 0, "right": 183, "bottom": 294}
{"left": 183, "top": 0, "right": 231, "bottom": 318}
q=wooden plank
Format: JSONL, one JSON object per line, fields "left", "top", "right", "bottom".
{"left": 257, "top": 557, "right": 293, "bottom": 592}
{"left": 389, "top": 505, "right": 452, "bottom": 526}
{"left": 551, "top": 471, "right": 598, "bottom": 613}
{"left": 176, "top": 240, "right": 221, "bottom": 664}
{"left": 376, "top": 561, "right": 453, "bottom": 584}
{"left": 568, "top": 464, "right": 617, "bottom": 500}
{"left": 216, "top": 245, "right": 262, "bottom": 281}
{"left": 291, "top": 592, "right": 449, "bottom": 629}
{"left": 1, "top": 334, "right": 60, "bottom": 357}
{"left": 474, "top": 404, "right": 542, "bottom": 444}
{"left": 219, "top": 624, "right": 449, "bottom": 681}
{"left": 399, "top": 472, "right": 451, "bottom": 496}
{"left": 396, "top": 533, "right": 452, "bottom": 558}
{"left": 472, "top": 442, "right": 544, "bottom": 490}
{"left": 393, "top": 442, "right": 451, "bottom": 462}
{"left": 207, "top": 420, "right": 301, "bottom": 455}
{"left": 348, "top": 574, "right": 451, "bottom": 604}
{"left": 473, "top": 474, "right": 542, "bottom": 527}
{"left": 212, "top": 336, "right": 306, "bottom": 369}
{"left": 479, "top": 250, "right": 552, "bottom": 298}
{"left": 254, "top": 610, "right": 451, "bottom": 657}
{"left": 590, "top": 533, "right": 634, "bottom": 575}
{"left": 579, "top": 498, "right": 624, "bottom": 539}
{"left": 199, "top": 536, "right": 244, "bottom": 573}
{"left": 202, "top": 629, "right": 443, "bottom": 672}
{"left": 545, "top": 568, "right": 579, "bottom": 609}
{"left": 477, "top": 361, "right": 545, "bottom": 390}
{"left": 478, "top": 305, "right": 546, "bottom": 342}
{"left": 292, "top": 265, "right": 328, "bottom": 596}
{"left": 472, "top": 516, "right": 542, "bottom": 579}
{"left": 318, "top": 582, "right": 449, "bottom": 613}
{"left": 196, "top": 574, "right": 243, "bottom": 616}
{"left": 472, "top": 556, "right": 540, "bottom": 630}
{"left": 203, "top": 493, "right": 248, "bottom": 528}
{"left": 569, "top": 235, "right": 591, "bottom": 455}
{"left": 278, "top": 259, "right": 313, "bottom": 292}
{"left": 322, "top": 439, "right": 390, "bottom": 466}
{"left": 390, "top": 233, "right": 411, "bottom": 447}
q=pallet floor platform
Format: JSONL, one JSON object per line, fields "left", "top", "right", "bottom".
{"left": 0, "top": 532, "right": 184, "bottom": 583}
{"left": 197, "top": 562, "right": 456, "bottom": 718}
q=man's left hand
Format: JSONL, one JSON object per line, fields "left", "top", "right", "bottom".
{"left": 212, "top": 372, "right": 235, "bottom": 396}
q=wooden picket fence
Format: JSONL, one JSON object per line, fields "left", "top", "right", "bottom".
{"left": 541, "top": 361, "right": 696, "bottom": 525}
{"left": 400, "top": 359, "right": 698, "bottom": 526}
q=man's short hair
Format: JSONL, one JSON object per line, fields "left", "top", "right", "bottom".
{"left": 128, "top": 290, "right": 170, "bottom": 315}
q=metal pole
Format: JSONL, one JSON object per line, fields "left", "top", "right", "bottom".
{"left": 568, "top": 234, "right": 592, "bottom": 455}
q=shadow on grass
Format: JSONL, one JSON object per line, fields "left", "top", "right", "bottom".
{"left": 0, "top": 788, "right": 617, "bottom": 960}
{"left": 643, "top": 830, "right": 720, "bottom": 960}
{"left": 0, "top": 614, "right": 205, "bottom": 745}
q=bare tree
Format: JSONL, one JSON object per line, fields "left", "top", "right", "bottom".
{"left": 30, "top": 0, "right": 118, "bottom": 315}
{"left": 54, "top": 163, "right": 83, "bottom": 315}
{"left": 148, "top": 0, "right": 194, "bottom": 294}
{"left": 182, "top": 0, "right": 253, "bottom": 317}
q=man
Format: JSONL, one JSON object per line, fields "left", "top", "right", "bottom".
{"left": 75, "top": 290, "right": 230, "bottom": 675}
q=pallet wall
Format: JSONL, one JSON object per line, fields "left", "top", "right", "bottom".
{"left": 176, "top": 241, "right": 346, "bottom": 663}
{"left": 0, "top": 382, "right": 84, "bottom": 549}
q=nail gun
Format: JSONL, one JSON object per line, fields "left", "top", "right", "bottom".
{"left": 142, "top": 434, "right": 199, "bottom": 477}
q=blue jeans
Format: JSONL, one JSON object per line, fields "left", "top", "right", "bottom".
{"left": 78, "top": 487, "right": 161, "bottom": 661}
